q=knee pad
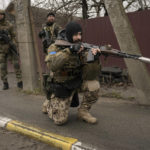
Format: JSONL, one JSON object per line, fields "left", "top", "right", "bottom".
{"left": 82, "top": 80, "right": 100, "bottom": 92}
{"left": 82, "top": 80, "right": 100, "bottom": 103}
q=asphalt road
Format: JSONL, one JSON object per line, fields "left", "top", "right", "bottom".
{"left": 0, "top": 74, "right": 150, "bottom": 150}
{"left": 0, "top": 128, "right": 58, "bottom": 150}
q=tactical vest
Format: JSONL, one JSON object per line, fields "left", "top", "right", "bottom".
{"left": 43, "top": 23, "right": 57, "bottom": 43}
{"left": 46, "top": 45, "right": 82, "bottom": 98}
{"left": 53, "top": 53, "right": 82, "bottom": 83}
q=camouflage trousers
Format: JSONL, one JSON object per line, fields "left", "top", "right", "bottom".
{"left": 0, "top": 52, "right": 22, "bottom": 83}
{"left": 45, "top": 80, "right": 100, "bottom": 125}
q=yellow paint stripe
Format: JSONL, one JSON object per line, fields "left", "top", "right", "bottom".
{"left": 6, "top": 120, "right": 78, "bottom": 150}
{"left": 9, "top": 120, "right": 76, "bottom": 143}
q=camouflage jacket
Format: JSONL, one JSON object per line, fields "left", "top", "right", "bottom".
{"left": 45, "top": 43, "right": 82, "bottom": 82}
{"left": 0, "top": 19, "right": 16, "bottom": 44}
{"left": 45, "top": 41, "right": 101, "bottom": 83}
{"left": 0, "top": 18, "right": 17, "bottom": 53}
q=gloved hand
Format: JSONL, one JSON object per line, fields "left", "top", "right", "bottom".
{"left": 39, "top": 30, "right": 45, "bottom": 38}
{"left": 100, "top": 44, "right": 112, "bottom": 51}
{"left": 69, "top": 43, "right": 82, "bottom": 54}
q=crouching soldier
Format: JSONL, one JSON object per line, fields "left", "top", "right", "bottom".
{"left": 43, "top": 22, "right": 101, "bottom": 125}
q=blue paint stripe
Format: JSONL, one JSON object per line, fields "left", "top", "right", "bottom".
{"left": 49, "top": 51, "right": 56, "bottom": 55}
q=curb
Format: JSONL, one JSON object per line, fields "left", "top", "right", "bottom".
{"left": 0, "top": 116, "right": 95, "bottom": 150}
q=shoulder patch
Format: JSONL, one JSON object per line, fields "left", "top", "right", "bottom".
{"left": 49, "top": 51, "right": 56, "bottom": 55}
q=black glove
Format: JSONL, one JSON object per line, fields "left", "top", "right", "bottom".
{"left": 69, "top": 43, "right": 81, "bottom": 54}
{"left": 39, "top": 30, "right": 45, "bottom": 38}
{"left": 100, "top": 44, "right": 112, "bottom": 51}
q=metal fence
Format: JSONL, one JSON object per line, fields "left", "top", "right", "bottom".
{"left": 79, "top": 10, "right": 150, "bottom": 72}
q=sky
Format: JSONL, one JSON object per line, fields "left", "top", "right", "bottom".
{"left": 0, "top": 0, "right": 35, "bottom": 9}
{"left": 1, "top": 0, "right": 149, "bottom": 18}
{"left": 0, "top": 0, "right": 11, "bottom": 9}
{"left": 0, "top": 0, "right": 36, "bottom": 9}
{"left": 0, "top": 0, "right": 136, "bottom": 18}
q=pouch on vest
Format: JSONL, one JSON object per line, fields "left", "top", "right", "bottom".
{"left": 50, "top": 83, "right": 72, "bottom": 98}
{"left": 50, "top": 76, "right": 82, "bottom": 99}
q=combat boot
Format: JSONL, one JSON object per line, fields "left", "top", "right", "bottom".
{"left": 78, "top": 108, "right": 97, "bottom": 124}
{"left": 3, "top": 82, "right": 9, "bottom": 90}
{"left": 17, "top": 81, "right": 23, "bottom": 89}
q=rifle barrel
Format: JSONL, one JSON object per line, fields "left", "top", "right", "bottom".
{"left": 55, "top": 40, "right": 150, "bottom": 64}
{"left": 138, "top": 57, "right": 150, "bottom": 64}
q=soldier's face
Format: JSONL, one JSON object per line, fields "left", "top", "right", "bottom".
{"left": 0, "top": 14, "right": 4, "bottom": 20}
{"left": 47, "top": 15, "right": 55, "bottom": 23}
{"left": 72, "top": 32, "right": 82, "bottom": 43}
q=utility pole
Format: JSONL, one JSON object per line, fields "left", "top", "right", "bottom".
{"left": 104, "top": 0, "right": 150, "bottom": 105}
{"left": 15, "top": 0, "right": 38, "bottom": 91}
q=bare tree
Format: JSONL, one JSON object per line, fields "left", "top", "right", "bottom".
{"left": 31, "top": 0, "right": 150, "bottom": 19}
{"left": 32, "top": 0, "right": 82, "bottom": 17}
{"left": 82, "top": 0, "right": 89, "bottom": 19}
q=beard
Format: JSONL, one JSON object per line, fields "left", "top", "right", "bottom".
{"left": 46, "top": 21, "right": 54, "bottom": 26}
{"left": 73, "top": 39, "right": 82, "bottom": 43}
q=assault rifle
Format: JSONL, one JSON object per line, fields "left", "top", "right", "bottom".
{"left": 39, "top": 28, "right": 52, "bottom": 54}
{"left": 0, "top": 30, "right": 19, "bottom": 57}
{"left": 55, "top": 40, "right": 150, "bottom": 64}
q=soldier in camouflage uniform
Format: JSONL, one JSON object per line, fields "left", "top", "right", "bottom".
{"left": 43, "top": 22, "right": 101, "bottom": 125}
{"left": 39, "top": 12, "right": 60, "bottom": 110}
{"left": 39, "top": 12, "right": 60, "bottom": 54}
{"left": 0, "top": 10, "right": 22, "bottom": 90}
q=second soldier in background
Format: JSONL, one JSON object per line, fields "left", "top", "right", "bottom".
{"left": 39, "top": 12, "right": 60, "bottom": 54}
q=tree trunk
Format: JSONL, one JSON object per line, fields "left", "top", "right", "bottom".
{"left": 82, "top": 0, "right": 88, "bottom": 19}
{"left": 104, "top": 0, "right": 150, "bottom": 105}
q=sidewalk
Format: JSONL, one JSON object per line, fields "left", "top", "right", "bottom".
{"left": 0, "top": 74, "right": 150, "bottom": 150}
